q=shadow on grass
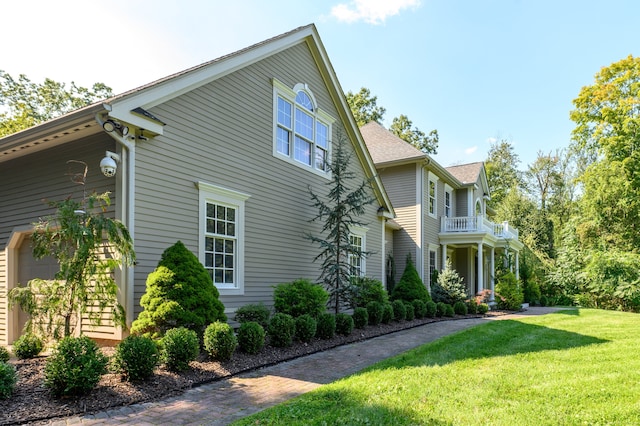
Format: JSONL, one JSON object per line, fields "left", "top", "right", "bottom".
{"left": 378, "top": 319, "right": 609, "bottom": 369}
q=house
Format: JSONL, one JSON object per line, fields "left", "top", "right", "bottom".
{"left": 0, "top": 24, "right": 396, "bottom": 345}
{"left": 360, "top": 121, "right": 523, "bottom": 298}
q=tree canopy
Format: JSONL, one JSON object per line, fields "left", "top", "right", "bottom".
{"left": 0, "top": 70, "right": 113, "bottom": 137}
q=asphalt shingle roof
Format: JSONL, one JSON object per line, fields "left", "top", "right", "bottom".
{"left": 445, "top": 162, "right": 484, "bottom": 185}
{"left": 360, "top": 121, "right": 426, "bottom": 165}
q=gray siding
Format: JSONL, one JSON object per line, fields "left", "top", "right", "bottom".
{"left": 131, "top": 42, "right": 385, "bottom": 316}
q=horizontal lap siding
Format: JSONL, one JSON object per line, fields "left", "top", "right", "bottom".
{"left": 0, "top": 250, "right": 5, "bottom": 344}
{"left": 132, "top": 43, "right": 384, "bottom": 316}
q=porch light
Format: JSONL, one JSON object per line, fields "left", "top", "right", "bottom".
{"left": 102, "top": 119, "right": 129, "bottom": 137}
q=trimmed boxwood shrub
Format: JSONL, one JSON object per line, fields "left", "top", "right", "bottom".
{"left": 113, "top": 335, "right": 159, "bottom": 381}
{"left": 267, "top": 313, "right": 296, "bottom": 348}
{"left": 436, "top": 302, "right": 447, "bottom": 317}
{"left": 366, "top": 301, "right": 384, "bottom": 326}
{"left": 478, "top": 303, "right": 490, "bottom": 314}
{"left": 234, "top": 303, "right": 271, "bottom": 329}
{"left": 346, "top": 277, "right": 389, "bottom": 309}
{"left": 131, "top": 241, "right": 226, "bottom": 338}
{"left": 466, "top": 300, "right": 478, "bottom": 314}
{"left": 335, "top": 313, "right": 354, "bottom": 336}
{"left": 273, "top": 279, "right": 329, "bottom": 319}
{"left": 404, "top": 302, "right": 415, "bottom": 321}
{"left": 44, "top": 336, "right": 108, "bottom": 397}
{"left": 203, "top": 321, "right": 237, "bottom": 361}
{"left": 0, "top": 362, "right": 17, "bottom": 399}
{"left": 352, "top": 307, "right": 369, "bottom": 329}
{"left": 390, "top": 254, "right": 431, "bottom": 304}
{"left": 316, "top": 313, "right": 336, "bottom": 339}
{"left": 444, "top": 304, "right": 455, "bottom": 317}
{"left": 391, "top": 299, "right": 406, "bottom": 321}
{"left": 412, "top": 299, "right": 427, "bottom": 319}
{"left": 453, "top": 301, "right": 468, "bottom": 315}
{"left": 162, "top": 327, "right": 200, "bottom": 372}
{"left": 426, "top": 300, "right": 437, "bottom": 318}
{"left": 295, "top": 314, "right": 317, "bottom": 343}
{"left": 13, "top": 333, "right": 43, "bottom": 359}
{"left": 237, "top": 322, "right": 265, "bottom": 354}
{"left": 0, "top": 347, "right": 10, "bottom": 363}
{"left": 381, "top": 303, "right": 394, "bottom": 324}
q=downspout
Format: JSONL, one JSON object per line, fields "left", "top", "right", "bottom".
{"left": 95, "top": 111, "right": 136, "bottom": 335}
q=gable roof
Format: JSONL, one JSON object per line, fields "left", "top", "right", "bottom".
{"left": 359, "top": 121, "right": 426, "bottom": 166}
{"left": 0, "top": 24, "right": 393, "bottom": 215}
{"left": 445, "top": 162, "right": 484, "bottom": 185}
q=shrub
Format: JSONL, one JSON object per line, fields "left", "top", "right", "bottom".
{"left": 237, "top": 322, "right": 265, "bottom": 354}
{"left": 352, "top": 307, "right": 369, "bottom": 329}
{"left": 478, "top": 303, "right": 489, "bottom": 314}
{"left": 412, "top": 299, "right": 427, "bottom": 318}
{"left": 267, "top": 313, "right": 296, "bottom": 348}
{"left": 381, "top": 303, "right": 394, "bottom": 324}
{"left": 426, "top": 300, "right": 437, "bottom": 318}
{"left": 345, "top": 277, "right": 389, "bottom": 309}
{"left": 295, "top": 314, "right": 317, "bottom": 343}
{"left": 13, "top": 333, "right": 43, "bottom": 359}
{"left": 454, "top": 301, "right": 468, "bottom": 315}
{"left": 44, "top": 336, "right": 108, "bottom": 397}
{"left": 203, "top": 321, "right": 237, "bottom": 361}
{"left": 131, "top": 241, "right": 226, "bottom": 338}
{"left": 335, "top": 313, "right": 354, "bottom": 336}
{"left": 444, "top": 304, "right": 455, "bottom": 317}
{"left": 431, "top": 261, "right": 468, "bottom": 305}
{"left": 391, "top": 299, "right": 406, "bottom": 321}
{"left": 162, "top": 327, "right": 200, "bottom": 372}
{"left": 0, "top": 362, "right": 17, "bottom": 399}
{"left": 466, "top": 300, "right": 478, "bottom": 314}
{"left": 495, "top": 272, "right": 524, "bottom": 311}
{"left": 0, "top": 347, "right": 9, "bottom": 363}
{"left": 273, "top": 279, "right": 329, "bottom": 319}
{"left": 436, "top": 302, "right": 447, "bottom": 317}
{"left": 234, "top": 303, "right": 271, "bottom": 329}
{"left": 113, "top": 335, "right": 159, "bottom": 381}
{"left": 404, "top": 302, "right": 415, "bottom": 321}
{"left": 316, "top": 313, "right": 336, "bottom": 339}
{"left": 540, "top": 295, "right": 549, "bottom": 307}
{"left": 390, "top": 254, "right": 431, "bottom": 304}
{"left": 366, "top": 301, "right": 384, "bottom": 326}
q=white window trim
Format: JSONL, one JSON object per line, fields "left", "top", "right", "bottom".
{"left": 272, "top": 78, "right": 335, "bottom": 179}
{"left": 427, "top": 172, "right": 439, "bottom": 219}
{"left": 444, "top": 183, "right": 453, "bottom": 218}
{"left": 428, "top": 243, "right": 439, "bottom": 287}
{"left": 197, "top": 181, "right": 250, "bottom": 296}
{"left": 349, "top": 225, "right": 368, "bottom": 277}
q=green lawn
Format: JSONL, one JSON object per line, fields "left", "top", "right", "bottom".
{"left": 232, "top": 309, "right": 640, "bottom": 425}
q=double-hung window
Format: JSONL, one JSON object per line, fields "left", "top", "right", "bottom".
{"left": 273, "top": 79, "right": 334, "bottom": 176}
{"left": 428, "top": 179, "right": 436, "bottom": 216}
{"left": 348, "top": 226, "right": 368, "bottom": 277}
{"left": 198, "top": 182, "right": 250, "bottom": 296}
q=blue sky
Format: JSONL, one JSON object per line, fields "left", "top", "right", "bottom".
{"left": 2, "top": 0, "right": 639, "bottom": 169}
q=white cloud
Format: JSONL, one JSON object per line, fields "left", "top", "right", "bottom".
{"left": 486, "top": 137, "right": 498, "bottom": 144}
{"left": 331, "top": 0, "right": 421, "bottom": 25}
{"left": 465, "top": 146, "right": 478, "bottom": 155}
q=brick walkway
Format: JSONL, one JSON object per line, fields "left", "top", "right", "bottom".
{"left": 44, "top": 307, "right": 563, "bottom": 426}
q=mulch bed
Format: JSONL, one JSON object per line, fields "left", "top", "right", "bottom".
{"left": 1, "top": 311, "right": 508, "bottom": 425}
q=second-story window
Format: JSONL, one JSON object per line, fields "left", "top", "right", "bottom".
{"left": 428, "top": 180, "right": 436, "bottom": 216}
{"left": 445, "top": 190, "right": 451, "bottom": 217}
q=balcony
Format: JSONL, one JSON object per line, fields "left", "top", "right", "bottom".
{"left": 440, "top": 216, "right": 519, "bottom": 240}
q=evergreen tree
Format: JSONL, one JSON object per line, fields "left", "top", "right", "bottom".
{"left": 307, "top": 130, "right": 376, "bottom": 314}
{"left": 390, "top": 254, "right": 431, "bottom": 303}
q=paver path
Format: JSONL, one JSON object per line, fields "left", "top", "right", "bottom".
{"left": 46, "top": 307, "right": 565, "bottom": 426}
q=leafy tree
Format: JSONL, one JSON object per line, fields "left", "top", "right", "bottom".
{"left": 485, "top": 138, "right": 524, "bottom": 208}
{"left": 131, "top": 241, "right": 226, "bottom": 338}
{"left": 0, "top": 70, "right": 113, "bottom": 137}
{"left": 570, "top": 55, "right": 640, "bottom": 252}
{"left": 9, "top": 192, "right": 134, "bottom": 339}
{"left": 307, "top": 131, "right": 376, "bottom": 314}
{"left": 389, "top": 114, "right": 439, "bottom": 154}
{"left": 345, "top": 87, "right": 386, "bottom": 126}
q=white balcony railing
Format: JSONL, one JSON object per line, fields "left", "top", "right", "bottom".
{"left": 441, "top": 215, "right": 519, "bottom": 240}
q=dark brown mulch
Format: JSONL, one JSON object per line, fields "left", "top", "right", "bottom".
{"left": 1, "top": 312, "right": 505, "bottom": 425}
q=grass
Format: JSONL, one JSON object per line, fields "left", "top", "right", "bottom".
{"left": 231, "top": 309, "right": 640, "bottom": 425}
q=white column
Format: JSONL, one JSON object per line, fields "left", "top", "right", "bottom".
{"left": 515, "top": 251, "right": 520, "bottom": 280}
{"left": 442, "top": 244, "right": 447, "bottom": 268}
{"left": 477, "top": 242, "right": 484, "bottom": 294}
{"left": 490, "top": 247, "right": 495, "bottom": 301}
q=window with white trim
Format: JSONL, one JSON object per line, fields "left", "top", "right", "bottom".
{"left": 428, "top": 179, "right": 436, "bottom": 216}
{"left": 348, "top": 227, "right": 367, "bottom": 277}
{"left": 198, "top": 182, "right": 250, "bottom": 295}
{"left": 429, "top": 249, "right": 437, "bottom": 283}
{"left": 273, "top": 79, "right": 334, "bottom": 175}
{"left": 444, "top": 190, "right": 452, "bottom": 217}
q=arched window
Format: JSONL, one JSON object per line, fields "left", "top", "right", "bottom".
{"left": 273, "top": 79, "right": 334, "bottom": 175}
{"left": 475, "top": 199, "right": 483, "bottom": 216}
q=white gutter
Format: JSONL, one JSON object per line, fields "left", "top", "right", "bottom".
{"left": 95, "top": 112, "right": 136, "bottom": 333}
